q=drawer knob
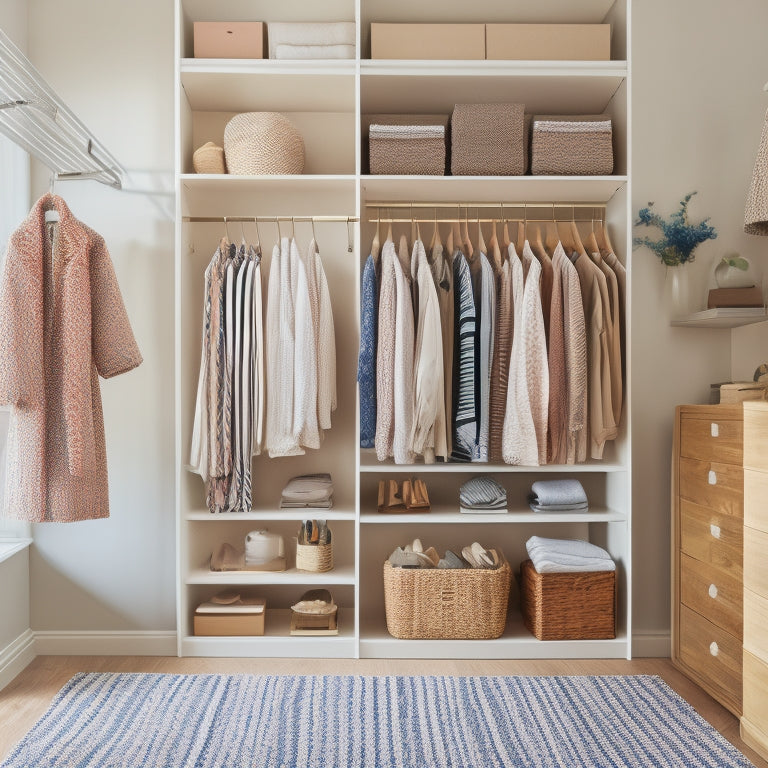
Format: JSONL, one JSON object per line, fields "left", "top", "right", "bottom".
{"left": 710, "top": 524, "right": 721, "bottom": 540}
{"left": 711, "top": 423, "right": 719, "bottom": 437}
{"left": 708, "top": 470, "right": 717, "bottom": 485}
{"left": 710, "top": 641, "right": 719, "bottom": 657}
{"left": 709, "top": 583, "right": 719, "bottom": 599}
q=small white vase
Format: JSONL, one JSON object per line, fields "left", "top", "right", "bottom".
{"left": 664, "top": 267, "right": 691, "bottom": 315}
{"left": 714, "top": 257, "right": 754, "bottom": 289}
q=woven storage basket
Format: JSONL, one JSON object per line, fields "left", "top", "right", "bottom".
{"left": 451, "top": 103, "right": 525, "bottom": 176}
{"left": 531, "top": 114, "right": 613, "bottom": 176}
{"left": 519, "top": 559, "right": 616, "bottom": 640}
{"left": 383, "top": 558, "right": 512, "bottom": 639}
{"left": 193, "top": 142, "right": 226, "bottom": 174}
{"left": 365, "top": 114, "right": 449, "bottom": 175}
{"left": 296, "top": 542, "right": 334, "bottom": 573}
{"left": 223, "top": 112, "right": 305, "bottom": 175}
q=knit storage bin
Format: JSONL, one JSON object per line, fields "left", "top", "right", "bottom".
{"left": 383, "top": 558, "right": 512, "bottom": 639}
{"left": 519, "top": 559, "right": 616, "bottom": 640}
{"left": 223, "top": 112, "right": 305, "bottom": 175}
{"left": 451, "top": 103, "right": 525, "bottom": 176}
{"left": 531, "top": 115, "right": 614, "bottom": 176}
{"left": 296, "top": 542, "right": 334, "bottom": 573}
{"left": 368, "top": 115, "right": 448, "bottom": 176}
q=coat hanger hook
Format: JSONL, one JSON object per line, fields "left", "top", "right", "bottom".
{"left": 291, "top": 216, "right": 295, "bottom": 240}
{"left": 277, "top": 217, "right": 282, "bottom": 240}
{"left": 500, "top": 201, "right": 505, "bottom": 223}
{"left": 223, "top": 216, "right": 232, "bottom": 242}
{"left": 311, "top": 216, "right": 318, "bottom": 248}
{"left": 254, "top": 217, "right": 261, "bottom": 247}
{"left": 239, "top": 220, "right": 246, "bottom": 244}
{"left": 346, "top": 216, "right": 353, "bottom": 253}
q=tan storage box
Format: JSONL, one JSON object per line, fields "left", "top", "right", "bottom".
{"left": 364, "top": 114, "right": 449, "bottom": 175}
{"left": 486, "top": 24, "right": 610, "bottom": 61}
{"left": 193, "top": 22, "right": 265, "bottom": 59}
{"left": 531, "top": 114, "right": 613, "bottom": 176}
{"left": 520, "top": 559, "right": 616, "bottom": 640}
{"left": 193, "top": 597, "right": 265, "bottom": 636}
{"left": 371, "top": 23, "right": 485, "bottom": 60}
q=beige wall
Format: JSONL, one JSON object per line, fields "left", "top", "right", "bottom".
{"left": 632, "top": 0, "right": 768, "bottom": 651}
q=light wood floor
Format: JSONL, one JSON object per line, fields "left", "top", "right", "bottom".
{"left": 1, "top": 656, "right": 765, "bottom": 766}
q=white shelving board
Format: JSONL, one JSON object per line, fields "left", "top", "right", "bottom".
{"left": 186, "top": 509, "right": 356, "bottom": 521}
{"left": 671, "top": 307, "right": 768, "bottom": 328}
{"left": 360, "top": 509, "right": 627, "bottom": 524}
{"left": 186, "top": 565, "right": 357, "bottom": 586}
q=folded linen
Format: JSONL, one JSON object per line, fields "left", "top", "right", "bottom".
{"left": 267, "top": 22, "right": 355, "bottom": 59}
{"left": 280, "top": 473, "right": 333, "bottom": 507}
{"left": 528, "top": 479, "right": 588, "bottom": 509}
{"left": 275, "top": 43, "right": 355, "bottom": 60}
{"left": 459, "top": 506, "right": 508, "bottom": 515}
{"left": 529, "top": 502, "right": 588, "bottom": 513}
{"left": 459, "top": 476, "right": 507, "bottom": 510}
{"left": 525, "top": 535, "right": 615, "bottom": 573}
{"left": 526, "top": 535, "right": 610, "bottom": 560}
{"left": 530, "top": 557, "right": 615, "bottom": 573}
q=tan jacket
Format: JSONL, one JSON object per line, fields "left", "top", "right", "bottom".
{"left": 0, "top": 194, "right": 142, "bottom": 522}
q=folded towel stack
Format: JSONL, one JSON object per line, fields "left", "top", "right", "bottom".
{"left": 267, "top": 22, "right": 355, "bottom": 60}
{"left": 280, "top": 473, "right": 334, "bottom": 509}
{"left": 459, "top": 476, "right": 508, "bottom": 514}
{"left": 526, "top": 536, "right": 615, "bottom": 573}
{"left": 528, "top": 479, "right": 588, "bottom": 513}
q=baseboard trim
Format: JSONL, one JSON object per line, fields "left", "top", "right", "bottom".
{"left": 632, "top": 632, "right": 671, "bottom": 658}
{"left": 0, "top": 629, "right": 36, "bottom": 690}
{"left": 34, "top": 631, "right": 177, "bottom": 656}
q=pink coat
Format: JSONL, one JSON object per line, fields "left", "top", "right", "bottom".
{"left": 0, "top": 194, "right": 142, "bottom": 522}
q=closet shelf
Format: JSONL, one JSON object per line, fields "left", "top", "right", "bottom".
{"left": 360, "top": 175, "right": 628, "bottom": 204}
{"left": 359, "top": 455, "right": 627, "bottom": 473}
{"left": 186, "top": 565, "right": 356, "bottom": 585}
{"left": 359, "top": 508, "right": 626, "bottom": 524}
{"left": 361, "top": 60, "right": 627, "bottom": 77}
{"left": 670, "top": 307, "right": 768, "bottom": 328}
{"left": 180, "top": 63, "right": 355, "bottom": 113}
{"left": 185, "top": 508, "right": 356, "bottom": 521}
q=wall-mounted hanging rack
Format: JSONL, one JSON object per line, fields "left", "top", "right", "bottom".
{"left": 182, "top": 216, "right": 359, "bottom": 224}
{"left": 0, "top": 27, "right": 124, "bottom": 189}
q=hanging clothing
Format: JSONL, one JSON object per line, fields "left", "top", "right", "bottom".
{"left": 393, "top": 236, "right": 415, "bottom": 464}
{"left": 602, "top": 250, "right": 626, "bottom": 387}
{"left": 410, "top": 238, "right": 446, "bottom": 463}
{"left": 359, "top": 258, "right": 380, "bottom": 451}
{"left": 375, "top": 239, "right": 396, "bottom": 462}
{"left": 489, "top": 256, "right": 512, "bottom": 463}
{"left": 471, "top": 251, "right": 495, "bottom": 462}
{"left": 547, "top": 243, "right": 567, "bottom": 465}
{"left": 309, "top": 239, "right": 337, "bottom": 432}
{"left": 745, "top": 107, "right": 768, "bottom": 234}
{"left": 451, "top": 250, "right": 477, "bottom": 462}
{"left": 0, "top": 194, "right": 142, "bottom": 522}
{"left": 592, "top": 250, "right": 622, "bottom": 426}
{"left": 430, "top": 241, "right": 453, "bottom": 459}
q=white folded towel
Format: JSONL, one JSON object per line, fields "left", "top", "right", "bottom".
{"left": 525, "top": 536, "right": 615, "bottom": 573}
{"left": 531, "top": 557, "right": 615, "bottom": 573}
{"left": 275, "top": 43, "right": 355, "bottom": 60}
{"left": 527, "top": 536, "right": 610, "bottom": 560}
{"left": 268, "top": 22, "right": 355, "bottom": 59}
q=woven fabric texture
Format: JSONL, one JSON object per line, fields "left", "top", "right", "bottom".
{"left": 451, "top": 103, "right": 525, "bottom": 176}
{"left": 745, "top": 107, "right": 768, "bottom": 234}
{"left": 2, "top": 673, "right": 756, "bottom": 768}
{"left": 224, "top": 112, "right": 304, "bottom": 175}
{"left": 531, "top": 114, "right": 613, "bottom": 176}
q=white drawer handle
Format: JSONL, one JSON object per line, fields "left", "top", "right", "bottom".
{"left": 710, "top": 641, "right": 719, "bottom": 657}
{"left": 708, "top": 470, "right": 717, "bottom": 485}
{"left": 709, "top": 583, "right": 719, "bottom": 599}
{"left": 711, "top": 423, "right": 719, "bottom": 438}
{"left": 710, "top": 524, "right": 721, "bottom": 540}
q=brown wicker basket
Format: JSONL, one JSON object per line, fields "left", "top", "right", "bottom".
{"left": 519, "top": 559, "right": 616, "bottom": 641}
{"left": 451, "top": 103, "right": 525, "bottom": 176}
{"left": 530, "top": 114, "right": 613, "bottom": 176}
{"left": 363, "top": 114, "right": 449, "bottom": 175}
{"left": 383, "top": 558, "right": 512, "bottom": 639}
{"left": 296, "top": 542, "right": 334, "bottom": 573}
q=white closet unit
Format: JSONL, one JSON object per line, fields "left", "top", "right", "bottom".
{"left": 175, "top": 0, "right": 632, "bottom": 659}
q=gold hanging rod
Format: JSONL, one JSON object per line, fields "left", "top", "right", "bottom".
{"left": 364, "top": 201, "right": 606, "bottom": 210}
{"left": 182, "top": 215, "right": 358, "bottom": 223}
{"left": 368, "top": 217, "right": 604, "bottom": 224}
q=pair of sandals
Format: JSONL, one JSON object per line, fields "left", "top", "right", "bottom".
{"left": 378, "top": 479, "right": 430, "bottom": 513}
{"left": 388, "top": 539, "right": 501, "bottom": 570}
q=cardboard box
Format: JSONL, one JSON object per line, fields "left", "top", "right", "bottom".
{"left": 486, "top": 24, "right": 611, "bottom": 61}
{"left": 193, "top": 597, "right": 265, "bottom": 636}
{"left": 194, "top": 22, "right": 265, "bottom": 59}
{"left": 711, "top": 382, "right": 767, "bottom": 405}
{"left": 707, "top": 286, "right": 763, "bottom": 309}
{"left": 371, "top": 24, "right": 485, "bottom": 60}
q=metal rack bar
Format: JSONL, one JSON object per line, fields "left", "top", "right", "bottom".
{"left": 0, "top": 28, "right": 124, "bottom": 189}
{"left": 364, "top": 201, "right": 607, "bottom": 210}
{"left": 182, "top": 216, "right": 359, "bottom": 223}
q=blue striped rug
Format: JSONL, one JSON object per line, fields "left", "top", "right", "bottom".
{"left": 2, "top": 673, "right": 754, "bottom": 767}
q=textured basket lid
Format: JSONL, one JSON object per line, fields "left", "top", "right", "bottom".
{"left": 224, "top": 112, "right": 305, "bottom": 175}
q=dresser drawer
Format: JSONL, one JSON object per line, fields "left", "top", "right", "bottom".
{"left": 745, "top": 468, "right": 768, "bottom": 534}
{"left": 744, "top": 402, "right": 768, "bottom": 472}
{"left": 745, "top": 527, "right": 768, "bottom": 599}
{"left": 678, "top": 605, "right": 742, "bottom": 715}
{"left": 679, "top": 457, "right": 743, "bottom": 517}
{"left": 680, "top": 413, "right": 743, "bottom": 465}
{"left": 680, "top": 500, "right": 743, "bottom": 577}
{"left": 743, "top": 650, "right": 768, "bottom": 731}
{"left": 680, "top": 553, "right": 742, "bottom": 637}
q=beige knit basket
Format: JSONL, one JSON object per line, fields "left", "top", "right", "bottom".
{"left": 223, "top": 112, "right": 305, "bottom": 175}
{"left": 192, "top": 142, "right": 227, "bottom": 174}
{"left": 383, "top": 557, "right": 512, "bottom": 639}
{"left": 530, "top": 115, "right": 614, "bottom": 176}
{"left": 296, "top": 542, "right": 334, "bottom": 573}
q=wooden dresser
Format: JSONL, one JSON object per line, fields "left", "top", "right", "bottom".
{"left": 672, "top": 404, "right": 744, "bottom": 716}
{"left": 742, "top": 401, "right": 768, "bottom": 761}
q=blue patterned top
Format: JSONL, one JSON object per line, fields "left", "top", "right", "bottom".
{"left": 358, "top": 254, "right": 377, "bottom": 448}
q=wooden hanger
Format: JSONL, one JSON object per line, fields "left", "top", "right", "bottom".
{"left": 488, "top": 218, "right": 502, "bottom": 270}
{"left": 584, "top": 216, "right": 601, "bottom": 262}
{"left": 501, "top": 202, "right": 511, "bottom": 250}
{"left": 371, "top": 209, "right": 381, "bottom": 261}
{"left": 461, "top": 206, "right": 474, "bottom": 259}
{"left": 516, "top": 220, "right": 525, "bottom": 256}
{"left": 568, "top": 207, "right": 586, "bottom": 256}
{"left": 429, "top": 209, "right": 442, "bottom": 255}
{"left": 530, "top": 223, "right": 547, "bottom": 261}
{"left": 476, "top": 211, "right": 486, "bottom": 254}
{"left": 596, "top": 215, "right": 615, "bottom": 255}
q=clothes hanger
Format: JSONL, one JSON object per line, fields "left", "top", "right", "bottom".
{"left": 476, "top": 210, "right": 486, "bottom": 254}
{"left": 451, "top": 205, "right": 461, "bottom": 254}
{"left": 569, "top": 205, "right": 587, "bottom": 256}
{"left": 223, "top": 215, "right": 232, "bottom": 244}
{"left": 461, "top": 205, "right": 474, "bottom": 259}
{"left": 429, "top": 208, "right": 443, "bottom": 257}
{"left": 516, "top": 218, "right": 525, "bottom": 256}
{"left": 597, "top": 214, "right": 615, "bottom": 255}
{"left": 501, "top": 202, "right": 511, "bottom": 251}
{"left": 371, "top": 208, "right": 381, "bottom": 261}
{"left": 311, "top": 217, "right": 320, "bottom": 255}
{"left": 530, "top": 220, "right": 547, "bottom": 262}
{"left": 385, "top": 207, "right": 393, "bottom": 243}
{"left": 488, "top": 217, "right": 502, "bottom": 270}
{"left": 584, "top": 214, "right": 601, "bottom": 259}
{"left": 545, "top": 203, "right": 560, "bottom": 252}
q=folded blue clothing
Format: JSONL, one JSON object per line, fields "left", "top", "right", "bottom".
{"left": 528, "top": 479, "right": 588, "bottom": 509}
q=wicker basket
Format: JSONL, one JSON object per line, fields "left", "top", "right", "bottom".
{"left": 365, "top": 114, "right": 449, "bottom": 175}
{"left": 383, "top": 558, "right": 512, "bottom": 639}
{"left": 223, "top": 112, "right": 305, "bottom": 175}
{"left": 296, "top": 542, "right": 334, "bottom": 573}
{"left": 193, "top": 142, "right": 226, "bottom": 174}
{"left": 530, "top": 114, "right": 613, "bottom": 176}
{"left": 451, "top": 103, "right": 525, "bottom": 176}
{"left": 519, "top": 559, "right": 616, "bottom": 640}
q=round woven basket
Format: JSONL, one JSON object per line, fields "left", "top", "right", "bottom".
{"left": 224, "top": 112, "right": 305, "bottom": 175}
{"left": 192, "top": 142, "right": 226, "bottom": 174}
{"left": 296, "top": 542, "right": 334, "bottom": 573}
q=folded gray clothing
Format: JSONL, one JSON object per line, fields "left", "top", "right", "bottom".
{"left": 459, "top": 476, "right": 507, "bottom": 509}
{"left": 281, "top": 474, "right": 333, "bottom": 503}
{"left": 529, "top": 502, "right": 588, "bottom": 513}
{"left": 528, "top": 479, "right": 588, "bottom": 509}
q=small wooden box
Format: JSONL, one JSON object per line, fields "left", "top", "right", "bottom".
{"left": 193, "top": 597, "right": 265, "bottom": 636}
{"left": 193, "top": 22, "right": 265, "bottom": 59}
{"left": 520, "top": 559, "right": 615, "bottom": 640}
